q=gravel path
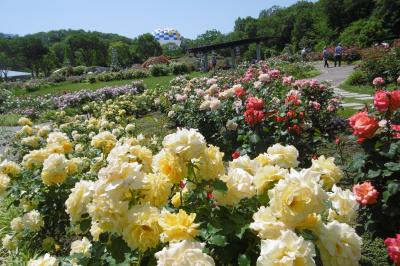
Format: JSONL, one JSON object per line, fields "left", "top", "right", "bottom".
{"left": 313, "top": 62, "right": 372, "bottom": 109}
{"left": 0, "top": 126, "right": 20, "bottom": 157}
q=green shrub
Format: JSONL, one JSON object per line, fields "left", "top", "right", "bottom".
{"left": 87, "top": 75, "right": 97, "bottom": 84}
{"left": 359, "top": 232, "right": 392, "bottom": 266}
{"left": 72, "top": 65, "right": 87, "bottom": 76}
{"left": 150, "top": 64, "right": 170, "bottom": 76}
{"left": 48, "top": 72, "right": 66, "bottom": 83}
{"left": 346, "top": 69, "right": 367, "bottom": 85}
{"left": 170, "top": 63, "right": 189, "bottom": 75}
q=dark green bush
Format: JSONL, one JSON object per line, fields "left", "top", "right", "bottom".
{"left": 346, "top": 69, "right": 367, "bottom": 85}
{"left": 72, "top": 65, "right": 87, "bottom": 76}
{"left": 170, "top": 63, "right": 190, "bottom": 75}
{"left": 150, "top": 64, "right": 170, "bottom": 76}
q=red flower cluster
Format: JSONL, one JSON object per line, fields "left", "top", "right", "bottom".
{"left": 232, "top": 151, "right": 241, "bottom": 159}
{"left": 244, "top": 97, "right": 265, "bottom": 126}
{"left": 285, "top": 94, "right": 301, "bottom": 106}
{"left": 385, "top": 234, "right": 400, "bottom": 266}
{"left": 235, "top": 87, "right": 246, "bottom": 98}
{"left": 246, "top": 97, "right": 264, "bottom": 110}
{"left": 348, "top": 111, "right": 379, "bottom": 142}
{"left": 374, "top": 90, "right": 400, "bottom": 112}
{"left": 244, "top": 109, "right": 265, "bottom": 126}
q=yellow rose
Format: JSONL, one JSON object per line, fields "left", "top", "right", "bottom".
{"left": 267, "top": 144, "right": 299, "bottom": 169}
{"left": 229, "top": 155, "right": 260, "bottom": 176}
{"left": 27, "top": 253, "right": 58, "bottom": 266}
{"left": 47, "top": 132, "right": 73, "bottom": 154}
{"left": 327, "top": 185, "right": 358, "bottom": 224}
{"left": 253, "top": 165, "right": 288, "bottom": 195}
{"left": 18, "top": 117, "right": 33, "bottom": 126}
{"left": 91, "top": 131, "right": 116, "bottom": 155}
{"left": 10, "top": 217, "right": 24, "bottom": 233}
{"left": 152, "top": 149, "right": 187, "bottom": 184}
{"left": 70, "top": 237, "right": 92, "bottom": 257}
{"left": 65, "top": 180, "right": 94, "bottom": 223}
{"left": 23, "top": 210, "right": 44, "bottom": 232}
{"left": 22, "top": 149, "right": 50, "bottom": 169}
{"left": 107, "top": 143, "right": 153, "bottom": 173}
{"left": 162, "top": 128, "right": 206, "bottom": 161}
{"left": 316, "top": 221, "right": 362, "bottom": 266}
{"left": 159, "top": 209, "right": 199, "bottom": 242}
{"left": 122, "top": 204, "right": 162, "bottom": 252}
{"left": 310, "top": 155, "right": 343, "bottom": 189}
{"left": 2, "top": 234, "right": 18, "bottom": 251}
{"left": 254, "top": 153, "right": 270, "bottom": 166}
{"left": 256, "top": 230, "right": 316, "bottom": 266}
{"left": 41, "top": 153, "right": 69, "bottom": 185}
{"left": 250, "top": 206, "right": 287, "bottom": 240}
{"left": 171, "top": 192, "right": 182, "bottom": 208}
{"left": 214, "top": 168, "right": 256, "bottom": 206}
{"left": 0, "top": 160, "right": 21, "bottom": 177}
{"left": 21, "top": 136, "right": 41, "bottom": 148}
{"left": 0, "top": 173, "right": 10, "bottom": 196}
{"left": 141, "top": 173, "right": 173, "bottom": 207}
{"left": 268, "top": 169, "right": 327, "bottom": 227}
{"left": 196, "top": 145, "right": 225, "bottom": 180}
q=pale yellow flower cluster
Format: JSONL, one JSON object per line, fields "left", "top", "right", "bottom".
{"left": 27, "top": 253, "right": 58, "bottom": 266}
{"left": 247, "top": 147, "right": 361, "bottom": 265}
{"left": 70, "top": 237, "right": 92, "bottom": 257}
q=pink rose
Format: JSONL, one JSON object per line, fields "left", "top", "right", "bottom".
{"left": 348, "top": 112, "right": 379, "bottom": 141}
{"left": 384, "top": 234, "right": 400, "bottom": 266}
{"left": 372, "top": 77, "right": 385, "bottom": 86}
{"left": 374, "top": 90, "right": 390, "bottom": 112}
{"left": 352, "top": 181, "right": 379, "bottom": 205}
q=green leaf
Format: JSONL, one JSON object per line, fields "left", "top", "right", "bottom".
{"left": 213, "top": 180, "right": 228, "bottom": 193}
{"left": 209, "top": 235, "right": 227, "bottom": 247}
{"left": 367, "top": 169, "right": 381, "bottom": 178}
{"left": 109, "top": 236, "right": 131, "bottom": 263}
{"left": 384, "top": 162, "right": 400, "bottom": 172}
{"left": 79, "top": 218, "right": 91, "bottom": 232}
{"left": 249, "top": 133, "right": 260, "bottom": 144}
{"left": 238, "top": 254, "right": 251, "bottom": 266}
{"left": 236, "top": 224, "right": 249, "bottom": 239}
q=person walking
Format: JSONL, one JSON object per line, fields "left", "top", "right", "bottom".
{"left": 323, "top": 47, "right": 329, "bottom": 68}
{"left": 334, "top": 43, "right": 343, "bottom": 67}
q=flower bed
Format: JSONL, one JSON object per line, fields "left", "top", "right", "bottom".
{"left": 158, "top": 62, "right": 342, "bottom": 165}
{"left": 0, "top": 116, "right": 362, "bottom": 265}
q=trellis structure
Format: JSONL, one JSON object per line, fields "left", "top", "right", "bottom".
{"left": 187, "top": 36, "right": 278, "bottom": 71}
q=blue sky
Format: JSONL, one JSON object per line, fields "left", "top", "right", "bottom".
{"left": 2, "top": 0, "right": 298, "bottom": 39}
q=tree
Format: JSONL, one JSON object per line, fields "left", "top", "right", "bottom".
{"left": 18, "top": 36, "right": 49, "bottom": 77}
{"left": 132, "top": 33, "right": 162, "bottom": 63}
{"left": 0, "top": 52, "right": 11, "bottom": 81}
{"left": 109, "top": 41, "right": 133, "bottom": 67}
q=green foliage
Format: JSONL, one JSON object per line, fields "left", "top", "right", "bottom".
{"left": 170, "top": 63, "right": 190, "bottom": 75}
{"left": 346, "top": 69, "right": 367, "bottom": 86}
{"left": 359, "top": 232, "right": 392, "bottom": 266}
{"left": 150, "top": 64, "right": 170, "bottom": 77}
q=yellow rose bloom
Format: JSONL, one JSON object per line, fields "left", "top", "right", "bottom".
{"left": 310, "top": 155, "right": 343, "bottom": 189}
{"left": 107, "top": 143, "right": 153, "bottom": 173}
{"left": 65, "top": 180, "right": 94, "bottom": 223}
{"left": 91, "top": 131, "right": 116, "bottom": 155}
{"left": 266, "top": 144, "right": 299, "bottom": 169}
{"left": 0, "top": 160, "right": 21, "bottom": 178}
{"left": 10, "top": 217, "right": 24, "bottom": 233}
{"left": 38, "top": 125, "right": 51, "bottom": 138}
{"left": 327, "top": 185, "right": 358, "bottom": 224}
{"left": 21, "top": 136, "right": 41, "bottom": 148}
{"left": 141, "top": 173, "right": 173, "bottom": 207}
{"left": 19, "top": 125, "right": 34, "bottom": 136}
{"left": 0, "top": 173, "right": 10, "bottom": 196}
{"left": 70, "top": 237, "right": 92, "bottom": 257}
{"left": 18, "top": 117, "right": 33, "bottom": 126}
{"left": 159, "top": 209, "right": 199, "bottom": 242}
{"left": 253, "top": 165, "right": 288, "bottom": 195}
{"left": 250, "top": 206, "right": 287, "bottom": 240}
{"left": 229, "top": 155, "right": 260, "bottom": 176}
{"left": 41, "top": 153, "right": 69, "bottom": 185}
{"left": 122, "top": 204, "right": 162, "bottom": 252}
{"left": 254, "top": 153, "right": 270, "bottom": 167}
{"left": 27, "top": 253, "right": 58, "bottom": 266}
{"left": 23, "top": 210, "right": 44, "bottom": 232}
{"left": 213, "top": 168, "right": 256, "bottom": 206}
{"left": 256, "top": 230, "right": 316, "bottom": 266}
{"left": 171, "top": 192, "right": 182, "bottom": 208}
{"left": 196, "top": 145, "right": 225, "bottom": 180}
{"left": 47, "top": 132, "right": 73, "bottom": 154}
{"left": 152, "top": 149, "right": 187, "bottom": 184}
{"left": 162, "top": 128, "right": 206, "bottom": 161}
{"left": 22, "top": 149, "right": 51, "bottom": 169}
{"left": 316, "top": 221, "right": 362, "bottom": 266}
{"left": 268, "top": 169, "right": 327, "bottom": 227}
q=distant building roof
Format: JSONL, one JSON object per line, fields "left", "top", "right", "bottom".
{"left": 0, "top": 70, "right": 31, "bottom": 78}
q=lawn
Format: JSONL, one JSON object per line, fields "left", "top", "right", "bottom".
{"left": 12, "top": 72, "right": 203, "bottom": 97}
{"left": 340, "top": 82, "right": 397, "bottom": 95}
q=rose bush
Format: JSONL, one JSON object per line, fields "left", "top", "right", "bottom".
{"left": 156, "top": 61, "right": 341, "bottom": 165}
{"left": 347, "top": 76, "right": 400, "bottom": 239}
{"left": 0, "top": 114, "right": 361, "bottom": 265}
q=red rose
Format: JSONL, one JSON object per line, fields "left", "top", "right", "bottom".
{"left": 384, "top": 234, "right": 400, "bottom": 266}
{"left": 246, "top": 97, "right": 264, "bottom": 110}
{"left": 390, "top": 90, "right": 400, "bottom": 112}
{"left": 235, "top": 87, "right": 246, "bottom": 98}
{"left": 289, "top": 124, "right": 301, "bottom": 134}
{"left": 374, "top": 90, "right": 390, "bottom": 112}
{"left": 244, "top": 109, "right": 265, "bottom": 126}
{"left": 232, "top": 151, "right": 241, "bottom": 159}
{"left": 391, "top": 124, "right": 400, "bottom": 139}
{"left": 287, "top": 110, "right": 296, "bottom": 119}
{"left": 348, "top": 112, "right": 379, "bottom": 141}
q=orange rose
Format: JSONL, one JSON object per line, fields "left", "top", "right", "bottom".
{"left": 348, "top": 112, "right": 379, "bottom": 141}
{"left": 389, "top": 90, "right": 400, "bottom": 112}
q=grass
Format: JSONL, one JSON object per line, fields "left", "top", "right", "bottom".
{"left": 339, "top": 83, "right": 376, "bottom": 95}
{"left": 0, "top": 114, "right": 22, "bottom": 126}
{"left": 302, "top": 69, "right": 321, "bottom": 79}
{"left": 134, "top": 112, "right": 175, "bottom": 138}
{"left": 338, "top": 107, "right": 359, "bottom": 118}
{"left": 13, "top": 72, "right": 204, "bottom": 97}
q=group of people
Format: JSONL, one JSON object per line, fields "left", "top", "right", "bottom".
{"left": 322, "top": 43, "right": 343, "bottom": 68}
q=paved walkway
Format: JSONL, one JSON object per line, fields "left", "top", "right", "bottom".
{"left": 313, "top": 62, "right": 372, "bottom": 110}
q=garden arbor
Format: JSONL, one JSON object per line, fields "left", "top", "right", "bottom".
{"left": 187, "top": 36, "right": 277, "bottom": 71}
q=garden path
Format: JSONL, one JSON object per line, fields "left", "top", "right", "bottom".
{"left": 313, "top": 62, "right": 373, "bottom": 109}
{"left": 0, "top": 126, "right": 20, "bottom": 158}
